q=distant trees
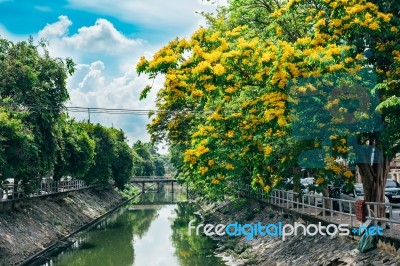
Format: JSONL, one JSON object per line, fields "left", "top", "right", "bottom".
{"left": 111, "top": 129, "right": 134, "bottom": 189}
{"left": 132, "top": 140, "right": 169, "bottom": 177}
{"left": 132, "top": 141, "right": 155, "bottom": 176}
{"left": 78, "top": 123, "right": 135, "bottom": 189}
{"left": 53, "top": 118, "right": 95, "bottom": 181}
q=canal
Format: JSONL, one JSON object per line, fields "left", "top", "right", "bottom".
{"left": 35, "top": 188, "right": 226, "bottom": 266}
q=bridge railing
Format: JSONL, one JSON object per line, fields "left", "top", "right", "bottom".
{"left": 0, "top": 179, "right": 89, "bottom": 202}
{"left": 237, "top": 184, "right": 400, "bottom": 239}
{"left": 132, "top": 176, "right": 169, "bottom": 179}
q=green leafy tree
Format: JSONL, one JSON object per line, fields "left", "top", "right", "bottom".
{"left": 0, "top": 108, "right": 39, "bottom": 194}
{"left": 153, "top": 156, "right": 166, "bottom": 176}
{"left": 132, "top": 141, "right": 155, "bottom": 176}
{"left": 0, "top": 37, "right": 74, "bottom": 191}
{"left": 81, "top": 123, "right": 114, "bottom": 185}
{"left": 53, "top": 118, "right": 95, "bottom": 181}
{"left": 110, "top": 129, "right": 133, "bottom": 189}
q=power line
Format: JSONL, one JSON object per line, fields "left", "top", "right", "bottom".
{"left": 0, "top": 102, "right": 212, "bottom": 116}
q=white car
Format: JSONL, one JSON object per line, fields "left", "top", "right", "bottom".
{"left": 307, "top": 190, "right": 323, "bottom": 206}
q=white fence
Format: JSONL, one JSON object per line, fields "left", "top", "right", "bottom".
{"left": 238, "top": 184, "right": 400, "bottom": 239}
{"left": 0, "top": 179, "right": 88, "bottom": 201}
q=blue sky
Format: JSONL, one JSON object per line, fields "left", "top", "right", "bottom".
{"left": 0, "top": 0, "right": 225, "bottom": 150}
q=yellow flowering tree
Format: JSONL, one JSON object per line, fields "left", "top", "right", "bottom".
{"left": 137, "top": 0, "right": 400, "bottom": 204}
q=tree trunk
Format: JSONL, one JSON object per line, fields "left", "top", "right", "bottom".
{"left": 322, "top": 187, "right": 331, "bottom": 215}
{"left": 357, "top": 155, "right": 390, "bottom": 218}
{"left": 292, "top": 167, "right": 302, "bottom": 204}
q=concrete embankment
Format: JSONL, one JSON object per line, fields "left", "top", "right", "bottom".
{"left": 0, "top": 188, "right": 124, "bottom": 265}
{"left": 200, "top": 199, "right": 400, "bottom": 265}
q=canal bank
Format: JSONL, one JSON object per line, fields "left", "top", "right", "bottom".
{"left": 200, "top": 199, "right": 400, "bottom": 265}
{"left": 0, "top": 188, "right": 124, "bottom": 265}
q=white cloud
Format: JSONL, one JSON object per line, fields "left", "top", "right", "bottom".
{"left": 76, "top": 61, "right": 106, "bottom": 93}
{"left": 35, "top": 16, "right": 168, "bottom": 144}
{"left": 39, "top": 15, "right": 72, "bottom": 38}
{"left": 64, "top": 19, "right": 144, "bottom": 53}
{"left": 39, "top": 16, "right": 144, "bottom": 55}
{"left": 67, "top": 60, "right": 163, "bottom": 143}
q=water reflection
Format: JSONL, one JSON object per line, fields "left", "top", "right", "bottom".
{"left": 171, "top": 203, "right": 225, "bottom": 266}
{"left": 38, "top": 189, "right": 225, "bottom": 266}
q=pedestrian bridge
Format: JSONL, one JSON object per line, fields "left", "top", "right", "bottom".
{"left": 131, "top": 176, "right": 182, "bottom": 194}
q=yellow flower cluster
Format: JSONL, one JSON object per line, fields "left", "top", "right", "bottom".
{"left": 225, "top": 163, "right": 234, "bottom": 170}
{"left": 212, "top": 179, "right": 220, "bottom": 185}
{"left": 192, "top": 125, "right": 215, "bottom": 138}
{"left": 209, "top": 111, "right": 223, "bottom": 121}
{"left": 213, "top": 64, "right": 226, "bottom": 76}
{"left": 204, "top": 84, "right": 216, "bottom": 92}
{"left": 225, "top": 87, "right": 236, "bottom": 94}
{"left": 199, "top": 166, "right": 209, "bottom": 175}
{"left": 264, "top": 145, "right": 273, "bottom": 156}
{"left": 335, "top": 146, "right": 348, "bottom": 153}
{"left": 343, "top": 170, "right": 353, "bottom": 178}
{"left": 225, "top": 130, "right": 235, "bottom": 138}
{"left": 191, "top": 89, "right": 204, "bottom": 98}
{"left": 185, "top": 143, "right": 210, "bottom": 159}
{"left": 316, "top": 177, "right": 325, "bottom": 185}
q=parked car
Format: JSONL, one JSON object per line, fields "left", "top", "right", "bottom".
{"left": 340, "top": 183, "right": 390, "bottom": 215}
{"left": 340, "top": 183, "right": 364, "bottom": 212}
{"left": 385, "top": 179, "right": 400, "bottom": 203}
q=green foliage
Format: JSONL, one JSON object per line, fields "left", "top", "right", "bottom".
{"left": 153, "top": 157, "right": 166, "bottom": 176}
{"left": 119, "top": 184, "right": 140, "bottom": 199}
{"left": 131, "top": 140, "right": 169, "bottom": 177}
{"left": 0, "top": 37, "right": 71, "bottom": 178}
{"left": 80, "top": 124, "right": 134, "bottom": 188}
{"left": 110, "top": 129, "right": 133, "bottom": 189}
{"left": 0, "top": 107, "right": 39, "bottom": 191}
{"left": 54, "top": 118, "right": 95, "bottom": 181}
{"left": 139, "top": 85, "right": 152, "bottom": 100}
{"left": 132, "top": 141, "right": 155, "bottom": 176}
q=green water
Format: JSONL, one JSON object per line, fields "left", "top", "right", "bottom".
{"left": 38, "top": 191, "right": 226, "bottom": 266}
